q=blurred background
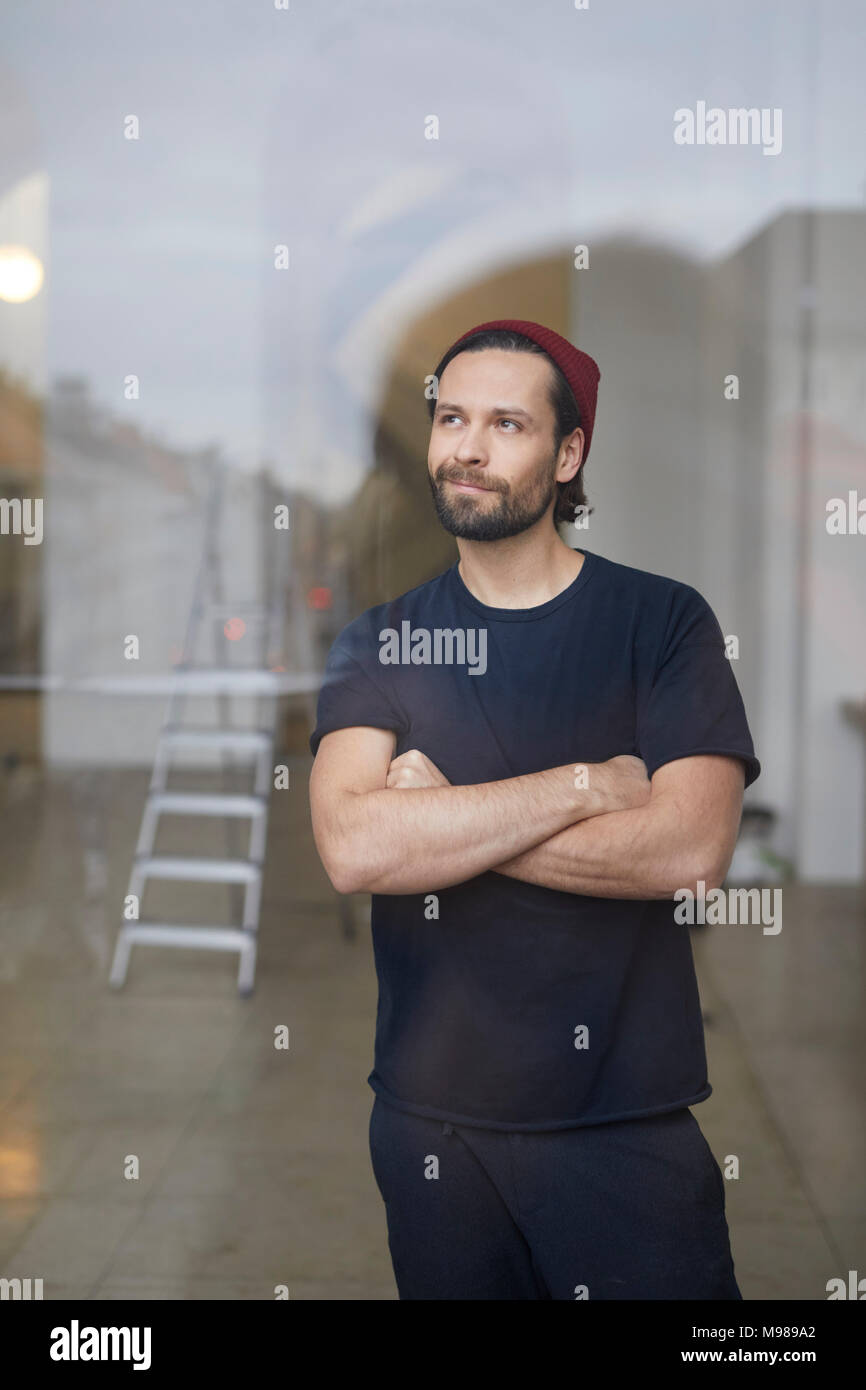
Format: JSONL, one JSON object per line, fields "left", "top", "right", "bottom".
{"left": 0, "top": 0, "right": 864, "bottom": 1300}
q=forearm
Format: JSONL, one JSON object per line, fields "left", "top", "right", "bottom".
{"left": 492, "top": 797, "right": 723, "bottom": 899}
{"left": 333, "top": 764, "right": 603, "bottom": 895}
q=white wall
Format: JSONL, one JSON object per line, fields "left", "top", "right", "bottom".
{"left": 571, "top": 211, "right": 866, "bottom": 880}
{"left": 42, "top": 422, "right": 266, "bottom": 767}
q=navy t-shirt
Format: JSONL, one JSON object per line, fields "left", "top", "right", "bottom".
{"left": 309, "top": 548, "right": 760, "bottom": 1131}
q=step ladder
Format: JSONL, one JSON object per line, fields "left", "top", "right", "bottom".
{"left": 109, "top": 460, "right": 292, "bottom": 996}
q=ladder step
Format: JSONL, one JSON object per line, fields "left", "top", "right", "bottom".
{"left": 160, "top": 727, "right": 272, "bottom": 753}
{"left": 119, "top": 922, "right": 253, "bottom": 951}
{"left": 167, "top": 669, "right": 285, "bottom": 693}
{"left": 136, "top": 855, "right": 261, "bottom": 884}
{"left": 147, "top": 791, "right": 266, "bottom": 818}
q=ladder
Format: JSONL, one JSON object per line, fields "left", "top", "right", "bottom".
{"left": 109, "top": 459, "right": 292, "bottom": 996}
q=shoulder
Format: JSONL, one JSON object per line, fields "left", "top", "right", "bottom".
{"left": 328, "top": 568, "right": 454, "bottom": 660}
{"left": 587, "top": 551, "right": 724, "bottom": 654}
{"left": 590, "top": 551, "right": 715, "bottom": 615}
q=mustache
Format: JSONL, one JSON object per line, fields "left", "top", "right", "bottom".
{"left": 436, "top": 466, "right": 504, "bottom": 493}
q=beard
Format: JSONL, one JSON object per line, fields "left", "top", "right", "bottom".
{"left": 428, "top": 454, "right": 558, "bottom": 541}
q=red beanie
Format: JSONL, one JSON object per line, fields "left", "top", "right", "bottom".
{"left": 450, "top": 319, "right": 601, "bottom": 462}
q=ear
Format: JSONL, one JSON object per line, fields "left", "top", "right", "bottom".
{"left": 556, "top": 426, "right": 585, "bottom": 484}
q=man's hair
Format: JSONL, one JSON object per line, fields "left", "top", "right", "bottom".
{"left": 426, "top": 328, "right": 589, "bottom": 525}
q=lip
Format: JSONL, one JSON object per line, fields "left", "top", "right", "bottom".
{"left": 448, "top": 479, "right": 491, "bottom": 493}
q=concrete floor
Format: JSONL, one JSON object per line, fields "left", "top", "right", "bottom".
{"left": 0, "top": 761, "right": 862, "bottom": 1300}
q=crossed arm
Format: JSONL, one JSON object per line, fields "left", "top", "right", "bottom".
{"left": 309, "top": 726, "right": 745, "bottom": 900}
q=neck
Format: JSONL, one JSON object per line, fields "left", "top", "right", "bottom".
{"left": 456, "top": 525, "right": 585, "bottom": 609}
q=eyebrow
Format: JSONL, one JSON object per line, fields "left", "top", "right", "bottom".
{"left": 434, "top": 402, "right": 535, "bottom": 421}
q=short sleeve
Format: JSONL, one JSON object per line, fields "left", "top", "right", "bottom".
{"left": 309, "top": 621, "right": 408, "bottom": 757}
{"left": 637, "top": 586, "right": 760, "bottom": 788}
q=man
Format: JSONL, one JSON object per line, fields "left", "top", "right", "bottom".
{"left": 309, "top": 318, "right": 760, "bottom": 1300}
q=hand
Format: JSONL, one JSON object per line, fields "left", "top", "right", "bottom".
{"left": 598, "top": 754, "right": 651, "bottom": 812}
{"left": 386, "top": 749, "right": 451, "bottom": 789}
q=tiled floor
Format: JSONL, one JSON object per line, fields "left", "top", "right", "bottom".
{"left": 693, "top": 884, "right": 865, "bottom": 1299}
{"left": 0, "top": 762, "right": 862, "bottom": 1299}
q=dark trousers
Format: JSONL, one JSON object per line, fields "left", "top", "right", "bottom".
{"left": 369, "top": 1095, "right": 742, "bottom": 1300}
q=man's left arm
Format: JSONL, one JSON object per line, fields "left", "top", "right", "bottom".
{"left": 489, "top": 754, "right": 746, "bottom": 899}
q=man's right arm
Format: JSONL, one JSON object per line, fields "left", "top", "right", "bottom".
{"left": 309, "top": 726, "right": 649, "bottom": 895}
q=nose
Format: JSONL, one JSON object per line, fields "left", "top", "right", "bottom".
{"left": 451, "top": 428, "right": 488, "bottom": 467}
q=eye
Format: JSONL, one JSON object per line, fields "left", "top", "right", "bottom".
{"left": 499, "top": 418, "right": 520, "bottom": 431}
